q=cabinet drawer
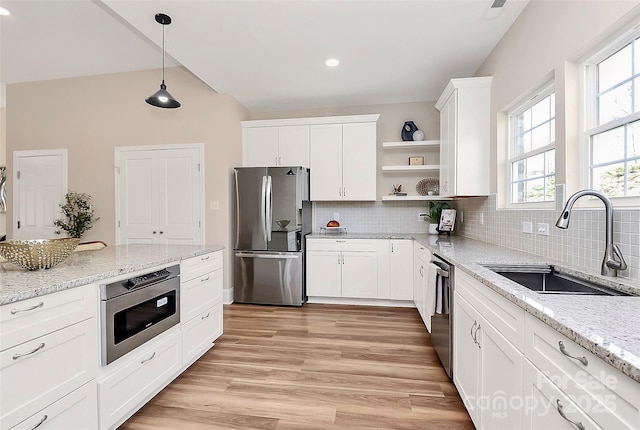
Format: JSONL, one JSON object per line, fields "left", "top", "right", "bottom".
{"left": 525, "top": 315, "right": 639, "bottom": 429}
{"left": 98, "top": 329, "right": 182, "bottom": 430}
{"left": 182, "top": 303, "right": 223, "bottom": 367}
{"left": 11, "top": 382, "right": 98, "bottom": 430}
{"left": 181, "top": 251, "right": 223, "bottom": 282}
{"left": 456, "top": 270, "right": 525, "bottom": 351}
{"left": 306, "top": 238, "right": 377, "bottom": 252}
{"left": 181, "top": 267, "right": 223, "bottom": 322}
{"left": 0, "top": 318, "right": 97, "bottom": 429}
{"left": 0, "top": 284, "right": 97, "bottom": 351}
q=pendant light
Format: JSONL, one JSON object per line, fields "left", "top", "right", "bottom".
{"left": 146, "top": 13, "right": 181, "bottom": 108}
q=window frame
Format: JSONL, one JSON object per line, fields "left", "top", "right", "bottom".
{"left": 505, "top": 82, "right": 556, "bottom": 209}
{"left": 580, "top": 26, "right": 640, "bottom": 207}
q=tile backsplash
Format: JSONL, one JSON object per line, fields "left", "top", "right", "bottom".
{"left": 314, "top": 196, "right": 640, "bottom": 282}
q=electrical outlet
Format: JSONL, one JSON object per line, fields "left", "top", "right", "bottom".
{"left": 418, "top": 212, "right": 427, "bottom": 221}
{"left": 480, "top": 213, "right": 484, "bottom": 225}
{"left": 459, "top": 211, "right": 464, "bottom": 223}
{"left": 333, "top": 212, "right": 340, "bottom": 222}
{"left": 522, "top": 222, "right": 532, "bottom": 234}
{"left": 537, "top": 223, "right": 550, "bottom": 236}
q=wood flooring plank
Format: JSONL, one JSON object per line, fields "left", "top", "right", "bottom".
{"left": 120, "top": 303, "right": 472, "bottom": 429}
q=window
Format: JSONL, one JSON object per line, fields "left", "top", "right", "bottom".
{"left": 585, "top": 32, "right": 640, "bottom": 198}
{"left": 508, "top": 85, "right": 556, "bottom": 204}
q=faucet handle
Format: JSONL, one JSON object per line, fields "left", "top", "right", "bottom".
{"left": 607, "top": 245, "right": 628, "bottom": 271}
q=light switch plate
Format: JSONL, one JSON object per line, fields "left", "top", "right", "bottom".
{"left": 523, "top": 222, "right": 533, "bottom": 234}
{"left": 537, "top": 223, "right": 550, "bottom": 236}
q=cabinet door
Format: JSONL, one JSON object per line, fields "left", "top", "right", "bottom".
{"left": 158, "top": 148, "right": 203, "bottom": 245}
{"left": 342, "top": 122, "right": 377, "bottom": 201}
{"left": 341, "top": 251, "right": 378, "bottom": 298}
{"left": 278, "top": 125, "right": 309, "bottom": 167}
{"left": 244, "top": 127, "right": 279, "bottom": 167}
{"left": 477, "top": 314, "right": 524, "bottom": 430}
{"left": 439, "top": 92, "right": 457, "bottom": 197}
{"left": 306, "top": 251, "right": 341, "bottom": 297}
{"left": 389, "top": 240, "right": 413, "bottom": 300}
{"left": 453, "top": 293, "right": 480, "bottom": 426}
{"left": 310, "top": 124, "right": 343, "bottom": 200}
{"left": 182, "top": 303, "right": 223, "bottom": 367}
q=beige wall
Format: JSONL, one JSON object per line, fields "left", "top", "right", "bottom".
{"left": 251, "top": 101, "right": 441, "bottom": 199}
{"left": 475, "top": 0, "right": 639, "bottom": 203}
{"left": 6, "top": 67, "right": 248, "bottom": 290}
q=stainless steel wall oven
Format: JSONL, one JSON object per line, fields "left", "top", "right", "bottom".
{"left": 100, "top": 265, "right": 180, "bottom": 365}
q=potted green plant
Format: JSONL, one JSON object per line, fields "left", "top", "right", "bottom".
{"left": 428, "top": 201, "right": 450, "bottom": 234}
{"left": 54, "top": 192, "right": 100, "bottom": 239}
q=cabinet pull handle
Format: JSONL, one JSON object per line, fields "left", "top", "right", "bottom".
{"left": 338, "top": 187, "right": 342, "bottom": 197}
{"left": 471, "top": 321, "right": 477, "bottom": 343}
{"left": 474, "top": 324, "right": 481, "bottom": 349}
{"left": 558, "top": 341, "right": 588, "bottom": 366}
{"left": 343, "top": 187, "right": 346, "bottom": 197}
{"left": 342, "top": 255, "right": 345, "bottom": 264}
{"left": 13, "top": 342, "right": 45, "bottom": 360}
{"left": 201, "top": 312, "right": 211, "bottom": 320}
{"left": 338, "top": 254, "right": 341, "bottom": 265}
{"left": 419, "top": 266, "right": 423, "bottom": 276}
{"left": 29, "top": 414, "right": 48, "bottom": 430}
{"left": 555, "top": 399, "right": 585, "bottom": 430}
{"left": 201, "top": 255, "right": 211, "bottom": 261}
{"left": 200, "top": 276, "right": 210, "bottom": 282}
{"left": 10, "top": 301, "right": 44, "bottom": 314}
{"left": 141, "top": 352, "right": 156, "bottom": 364}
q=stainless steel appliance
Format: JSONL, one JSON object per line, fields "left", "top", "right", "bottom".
{"left": 233, "top": 166, "right": 311, "bottom": 306}
{"left": 100, "top": 265, "right": 180, "bottom": 365}
{"left": 429, "top": 254, "right": 453, "bottom": 378}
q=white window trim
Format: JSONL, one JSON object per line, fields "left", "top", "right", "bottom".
{"left": 505, "top": 82, "right": 556, "bottom": 210}
{"left": 578, "top": 22, "right": 640, "bottom": 209}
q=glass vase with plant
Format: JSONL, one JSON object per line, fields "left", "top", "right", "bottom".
{"left": 54, "top": 192, "right": 100, "bottom": 239}
{"left": 428, "top": 201, "right": 450, "bottom": 234}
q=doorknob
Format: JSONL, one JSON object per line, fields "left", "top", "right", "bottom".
{"left": 159, "top": 231, "right": 164, "bottom": 234}
{"left": 152, "top": 231, "right": 157, "bottom": 234}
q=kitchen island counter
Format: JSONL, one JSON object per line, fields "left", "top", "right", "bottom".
{"left": 0, "top": 244, "right": 224, "bottom": 305}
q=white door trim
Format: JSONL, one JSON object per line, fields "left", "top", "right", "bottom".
{"left": 114, "top": 143, "right": 205, "bottom": 245}
{"left": 12, "top": 149, "right": 68, "bottom": 239}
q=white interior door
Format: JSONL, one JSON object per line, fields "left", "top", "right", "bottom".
{"left": 116, "top": 145, "right": 203, "bottom": 246}
{"left": 13, "top": 150, "right": 68, "bottom": 240}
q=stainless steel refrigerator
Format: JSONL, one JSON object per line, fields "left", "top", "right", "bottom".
{"left": 233, "top": 166, "right": 311, "bottom": 306}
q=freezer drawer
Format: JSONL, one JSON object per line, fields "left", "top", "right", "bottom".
{"left": 233, "top": 251, "right": 304, "bottom": 306}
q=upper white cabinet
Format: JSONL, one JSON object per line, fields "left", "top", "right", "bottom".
{"left": 435, "top": 77, "right": 492, "bottom": 197}
{"left": 310, "top": 119, "right": 378, "bottom": 201}
{"left": 242, "top": 125, "right": 310, "bottom": 167}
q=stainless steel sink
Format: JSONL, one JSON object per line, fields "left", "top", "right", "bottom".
{"left": 481, "top": 264, "right": 631, "bottom": 296}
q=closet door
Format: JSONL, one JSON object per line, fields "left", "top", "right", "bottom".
{"left": 116, "top": 146, "right": 203, "bottom": 245}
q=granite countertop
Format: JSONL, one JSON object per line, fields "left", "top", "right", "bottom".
{"left": 0, "top": 244, "right": 224, "bottom": 305}
{"left": 309, "top": 232, "right": 640, "bottom": 383}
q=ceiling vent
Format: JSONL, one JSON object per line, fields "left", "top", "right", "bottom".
{"left": 491, "top": 0, "right": 507, "bottom": 8}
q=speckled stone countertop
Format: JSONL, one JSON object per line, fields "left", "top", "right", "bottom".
{"left": 309, "top": 232, "right": 640, "bottom": 383}
{"left": 0, "top": 244, "right": 224, "bottom": 305}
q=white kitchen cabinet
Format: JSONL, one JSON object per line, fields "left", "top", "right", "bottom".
{"left": 310, "top": 120, "right": 378, "bottom": 201}
{"left": 242, "top": 125, "right": 310, "bottom": 167}
{"left": 388, "top": 240, "right": 413, "bottom": 300}
{"left": 0, "top": 285, "right": 97, "bottom": 430}
{"left": 306, "top": 239, "right": 378, "bottom": 299}
{"left": 524, "top": 314, "right": 639, "bottom": 430}
{"left": 435, "top": 77, "right": 492, "bottom": 197}
{"left": 98, "top": 328, "right": 182, "bottom": 430}
{"left": 116, "top": 146, "right": 203, "bottom": 245}
{"left": 180, "top": 251, "right": 224, "bottom": 367}
{"left": 11, "top": 382, "right": 98, "bottom": 430}
{"left": 413, "top": 242, "right": 431, "bottom": 329}
{"left": 453, "top": 270, "right": 525, "bottom": 430}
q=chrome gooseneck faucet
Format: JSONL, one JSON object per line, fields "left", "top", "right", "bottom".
{"left": 555, "top": 189, "right": 627, "bottom": 277}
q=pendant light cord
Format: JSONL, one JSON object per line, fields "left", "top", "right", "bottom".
{"left": 162, "top": 22, "right": 165, "bottom": 83}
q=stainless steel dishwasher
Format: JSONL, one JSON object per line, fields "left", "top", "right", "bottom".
{"left": 429, "top": 254, "right": 453, "bottom": 378}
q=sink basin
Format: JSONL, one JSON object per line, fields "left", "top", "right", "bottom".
{"left": 481, "top": 264, "right": 631, "bottom": 296}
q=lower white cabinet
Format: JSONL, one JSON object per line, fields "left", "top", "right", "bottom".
{"left": 11, "top": 382, "right": 98, "bottom": 430}
{"left": 98, "top": 328, "right": 182, "bottom": 430}
{"left": 388, "top": 239, "right": 413, "bottom": 300}
{"left": 413, "top": 242, "right": 431, "bottom": 330}
{"left": 453, "top": 271, "right": 525, "bottom": 430}
{"left": 182, "top": 303, "right": 223, "bottom": 367}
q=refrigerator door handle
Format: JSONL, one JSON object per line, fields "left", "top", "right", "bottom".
{"left": 261, "top": 175, "right": 268, "bottom": 243}
{"left": 235, "top": 252, "right": 300, "bottom": 259}
{"left": 266, "top": 175, "right": 273, "bottom": 242}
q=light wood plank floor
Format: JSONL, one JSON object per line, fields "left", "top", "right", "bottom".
{"left": 121, "top": 304, "right": 473, "bottom": 429}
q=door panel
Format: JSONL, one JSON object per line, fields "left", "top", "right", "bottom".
{"left": 342, "top": 122, "right": 376, "bottom": 201}
{"left": 306, "top": 251, "right": 341, "bottom": 297}
{"left": 278, "top": 125, "right": 309, "bottom": 167}
{"left": 341, "top": 251, "right": 377, "bottom": 298}
{"left": 234, "top": 167, "right": 268, "bottom": 251}
{"left": 245, "top": 127, "right": 279, "bottom": 167}
{"left": 309, "top": 124, "right": 342, "bottom": 200}
{"left": 13, "top": 150, "right": 67, "bottom": 239}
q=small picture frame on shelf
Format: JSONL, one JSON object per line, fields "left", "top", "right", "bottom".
{"left": 409, "top": 157, "right": 424, "bottom": 166}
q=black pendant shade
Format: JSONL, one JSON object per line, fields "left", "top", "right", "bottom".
{"left": 146, "top": 13, "right": 181, "bottom": 109}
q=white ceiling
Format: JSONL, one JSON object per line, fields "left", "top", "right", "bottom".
{"left": 1, "top": 0, "right": 530, "bottom": 112}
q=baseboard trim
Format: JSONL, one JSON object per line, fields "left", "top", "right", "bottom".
{"left": 306, "top": 297, "right": 415, "bottom": 308}
{"left": 223, "top": 287, "right": 234, "bottom": 304}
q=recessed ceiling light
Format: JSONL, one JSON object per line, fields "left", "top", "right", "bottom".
{"left": 325, "top": 58, "right": 339, "bottom": 67}
{"left": 0, "top": 7, "right": 10, "bottom": 16}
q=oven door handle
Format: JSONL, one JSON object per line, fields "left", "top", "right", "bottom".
{"left": 235, "top": 252, "right": 299, "bottom": 259}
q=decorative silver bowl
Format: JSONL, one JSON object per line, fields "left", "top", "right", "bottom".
{"left": 275, "top": 219, "right": 290, "bottom": 229}
{"left": 0, "top": 238, "right": 80, "bottom": 270}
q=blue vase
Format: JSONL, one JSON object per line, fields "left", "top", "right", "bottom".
{"left": 401, "top": 121, "right": 418, "bottom": 141}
